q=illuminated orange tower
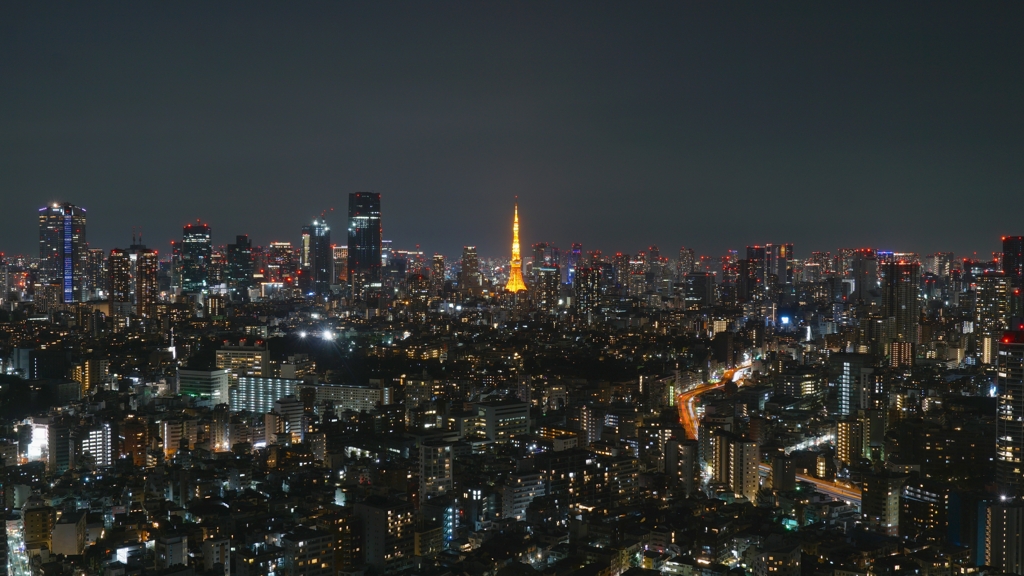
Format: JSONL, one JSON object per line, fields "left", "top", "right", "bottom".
{"left": 505, "top": 201, "right": 528, "bottom": 293}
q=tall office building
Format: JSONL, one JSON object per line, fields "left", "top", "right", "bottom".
{"left": 769, "top": 243, "right": 794, "bottom": 285}
{"left": 431, "top": 254, "right": 446, "bottom": 294}
{"left": 108, "top": 244, "right": 159, "bottom": 318}
{"left": 997, "top": 329, "right": 1024, "bottom": 495}
{"left": 745, "top": 246, "right": 767, "bottom": 286}
{"left": 535, "top": 264, "right": 560, "bottom": 313}
{"left": 567, "top": 243, "right": 583, "bottom": 284}
{"left": 38, "top": 203, "right": 87, "bottom": 303}
{"left": 85, "top": 248, "right": 105, "bottom": 298}
{"left": 460, "top": 246, "right": 482, "bottom": 295}
{"left": 977, "top": 272, "right": 1012, "bottom": 332}
{"left": 226, "top": 234, "right": 254, "bottom": 294}
{"left": 882, "top": 260, "right": 921, "bottom": 344}
{"left": 333, "top": 245, "right": 348, "bottom": 283}
{"left": 307, "top": 219, "right": 332, "bottom": 298}
{"left": 684, "top": 272, "right": 715, "bottom": 309}
{"left": 677, "top": 247, "right": 696, "bottom": 279}
{"left": 180, "top": 222, "right": 212, "bottom": 292}
{"left": 1005, "top": 236, "right": 1024, "bottom": 288}
{"left": 348, "top": 192, "right": 383, "bottom": 292}
{"left": 266, "top": 241, "right": 295, "bottom": 282}
{"left": 574, "top": 266, "right": 600, "bottom": 320}
{"left": 851, "top": 248, "right": 878, "bottom": 307}
{"left": 505, "top": 202, "right": 528, "bottom": 293}
{"left": 628, "top": 254, "right": 646, "bottom": 297}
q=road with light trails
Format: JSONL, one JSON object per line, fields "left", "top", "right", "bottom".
{"left": 676, "top": 364, "right": 751, "bottom": 440}
{"left": 676, "top": 363, "right": 862, "bottom": 506}
{"left": 758, "top": 464, "right": 862, "bottom": 505}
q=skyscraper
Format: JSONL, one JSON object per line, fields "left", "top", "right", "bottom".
{"left": 505, "top": 202, "right": 527, "bottom": 293}
{"left": 38, "top": 203, "right": 87, "bottom": 303}
{"left": 567, "top": 243, "right": 582, "bottom": 285}
{"left": 851, "top": 248, "right": 878, "bottom": 307}
{"left": 977, "top": 272, "right": 1012, "bottom": 333}
{"left": 535, "top": 264, "right": 560, "bottom": 313}
{"left": 226, "top": 234, "right": 254, "bottom": 295}
{"left": 347, "top": 192, "right": 382, "bottom": 292}
{"left": 574, "top": 266, "right": 600, "bottom": 320}
{"left": 677, "top": 247, "right": 696, "bottom": 279}
{"left": 180, "top": 222, "right": 212, "bottom": 292}
{"left": 460, "top": 246, "right": 481, "bottom": 296}
{"left": 109, "top": 241, "right": 159, "bottom": 319}
{"left": 266, "top": 241, "right": 295, "bottom": 282}
{"left": 307, "top": 220, "right": 332, "bottom": 298}
{"left": 997, "top": 329, "right": 1024, "bottom": 496}
{"left": 882, "top": 260, "right": 921, "bottom": 344}
{"left": 431, "top": 254, "right": 446, "bottom": 295}
{"left": 1005, "top": 236, "right": 1024, "bottom": 288}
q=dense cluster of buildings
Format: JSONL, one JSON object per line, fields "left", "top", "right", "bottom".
{"left": 0, "top": 197, "right": 1023, "bottom": 576}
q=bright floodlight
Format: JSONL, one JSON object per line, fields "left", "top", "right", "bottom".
{"left": 322, "top": 330, "right": 334, "bottom": 340}
{"left": 299, "top": 331, "right": 307, "bottom": 338}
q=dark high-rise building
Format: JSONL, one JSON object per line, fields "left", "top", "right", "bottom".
{"left": 573, "top": 266, "right": 600, "bottom": 321}
{"left": 38, "top": 203, "right": 87, "bottom": 303}
{"left": 308, "top": 220, "right": 332, "bottom": 298}
{"left": 180, "top": 222, "right": 212, "bottom": 292}
{"left": 1005, "top": 236, "right": 1024, "bottom": 288}
{"left": 684, "top": 272, "right": 715, "bottom": 309}
{"left": 769, "top": 243, "right": 794, "bottom": 285}
{"left": 882, "top": 260, "right": 920, "bottom": 344}
{"left": 347, "top": 192, "right": 382, "bottom": 290}
{"left": 745, "top": 245, "right": 767, "bottom": 286}
{"left": 997, "top": 329, "right": 1024, "bottom": 496}
{"left": 460, "top": 246, "right": 481, "bottom": 296}
{"left": 852, "top": 248, "right": 879, "bottom": 308}
{"left": 226, "top": 235, "right": 254, "bottom": 295}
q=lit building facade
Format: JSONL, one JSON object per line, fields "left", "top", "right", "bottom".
{"left": 38, "top": 203, "right": 87, "bottom": 303}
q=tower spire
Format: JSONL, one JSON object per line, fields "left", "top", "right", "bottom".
{"left": 505, "top": 199, "right": 528, "bottom": 293}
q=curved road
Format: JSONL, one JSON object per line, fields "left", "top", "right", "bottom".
{"left": 676, "top": 364, "right": 861, "bottom": 506}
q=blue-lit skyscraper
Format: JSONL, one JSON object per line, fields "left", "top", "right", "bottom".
{"left": 38, "top": 203, "right": 87, "bottom": 303}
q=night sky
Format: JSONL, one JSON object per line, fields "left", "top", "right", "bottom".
{"left": 2, "top": 3, "right": 1023, "bottom": 260}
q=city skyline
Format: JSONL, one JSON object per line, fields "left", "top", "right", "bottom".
{"left": 5, "top": 198, "right": 1020, "bottom": 265}
{"left": 3, "top": 4, "right": 1024, "bottom": 257}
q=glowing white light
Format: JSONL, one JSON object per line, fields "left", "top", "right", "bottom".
{"left": 322, "top": 330, "right": 334, "bottom": 340}
{"left": 299, "top": 331, "right": 307, "bottom": 338}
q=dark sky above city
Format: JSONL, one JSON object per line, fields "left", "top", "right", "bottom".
{"left": 2, "top": 3, "right": 1023, "bottom": 260}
